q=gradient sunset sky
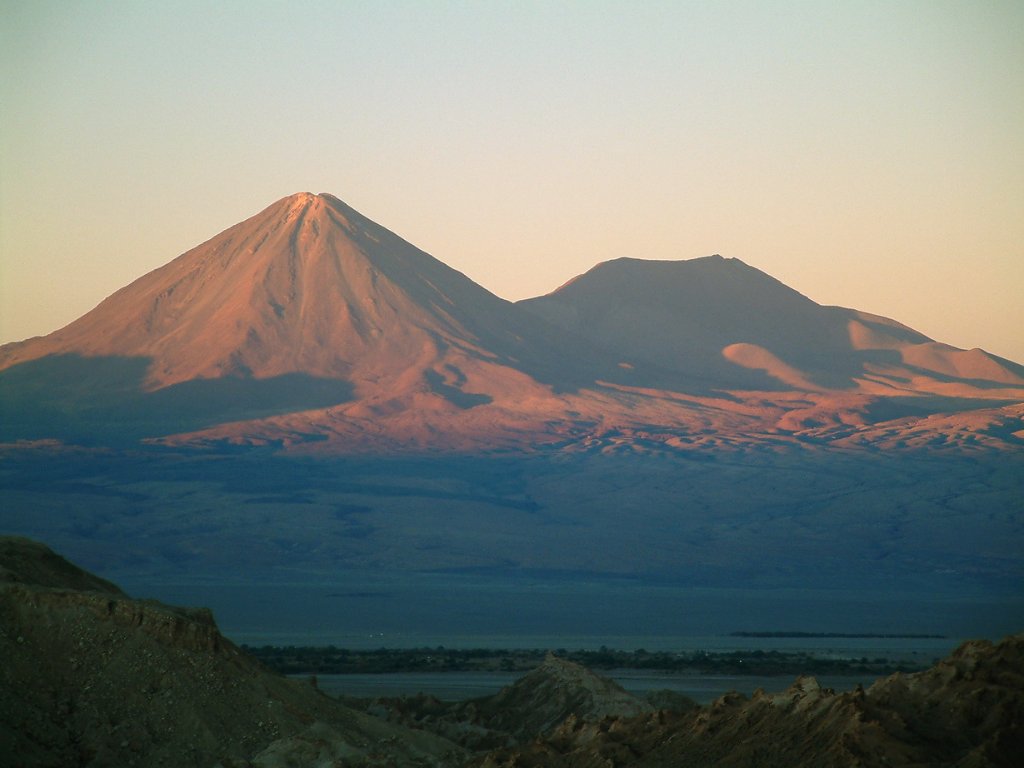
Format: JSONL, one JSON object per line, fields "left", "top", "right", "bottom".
{"left": 2, "top": 1, "right": 1022, "bottom": 362}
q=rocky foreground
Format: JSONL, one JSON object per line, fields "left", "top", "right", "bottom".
{"left": 2, "top": 536, "right": 1021, "bottom": 767}
{"left": 0, "top": 537, "right": 464, "bottom": 768}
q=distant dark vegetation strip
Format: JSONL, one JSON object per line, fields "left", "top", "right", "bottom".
{"left": 731, "top": 632, "right": 946, "bottom": 639}
{"left": 241, "top": 646, "right": 931, "bottom": 677}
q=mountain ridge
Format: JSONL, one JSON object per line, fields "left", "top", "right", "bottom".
{"left": 1, "top": 192, "right": 1021, "bottom": 454}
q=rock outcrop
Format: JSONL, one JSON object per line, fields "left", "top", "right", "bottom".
{"left": 473, "top": 637, "right": 1024, "bottom": 767}
{"left": 360, "top": 653, "right": 654, "bottom": 751}
{"left": 0, "top": 536, "right": 464, "bottom": 768}
{"left": 470, "top": 653, "right": 651, "bottom": 742}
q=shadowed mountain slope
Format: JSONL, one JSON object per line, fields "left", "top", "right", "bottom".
{"left": 1, "top": 193, "right": 1021, "bottom": 453}
{"left": 0, "top": 536, "right": 465, "bottom": 768}
{"left": 0, "top": 536, "right": 124, "bottom": 595}
{"left": 519, "top": 255, "right": 1024, "bottom": 394}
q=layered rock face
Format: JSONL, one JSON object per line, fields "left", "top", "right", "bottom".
{"left": 0, "top": 536, "right": 464, "bottom": 768}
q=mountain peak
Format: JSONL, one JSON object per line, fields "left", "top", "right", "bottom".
{"left": 0, "top": 191, "right": 571, "bottom": 410}
{"left": 0, "top": 192, "right": 508, "bottom": 388}
{"left": 272, "top": 192, "right": 353, "bottom": 220}
{"left": 274, "top": 191, "right": 321, "bottom": 213}
{"left": 274, "top": 190, "right": 344, "bottom": 220}
{"left": 1, "top": 193, "right": 1022, "bottom": 453}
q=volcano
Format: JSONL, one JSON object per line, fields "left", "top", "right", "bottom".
{"left": 0, "top": 193, "right": 581, "bottom": 390}
{"left": 2, "top": 192, "right": 1022, "bottom": 453}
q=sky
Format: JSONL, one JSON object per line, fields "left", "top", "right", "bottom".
{"left": 2, "top": 0, "right": 1022, "bottom": 363}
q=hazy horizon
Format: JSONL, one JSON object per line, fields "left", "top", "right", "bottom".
{"left": 2, "top": 2, "right": 1022, "bottom": 362}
